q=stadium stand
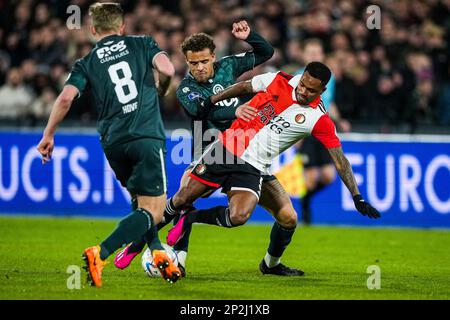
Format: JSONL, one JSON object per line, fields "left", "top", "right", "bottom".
{"left": 0, "top": 0, "right": 449, "bottom": 134}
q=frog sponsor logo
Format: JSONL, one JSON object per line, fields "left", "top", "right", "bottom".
{"left": 96, "top": 41, "right": 130, "bottom": 63}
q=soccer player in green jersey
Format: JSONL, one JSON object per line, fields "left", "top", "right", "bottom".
{"left": 37, "top": 2, "right": 181, "bottom": 286}
{"left": 117, "top": 21, "right": 304, "bottom": 277}
{"left": 176, "top": 21, "right": 274, "bottom": 158}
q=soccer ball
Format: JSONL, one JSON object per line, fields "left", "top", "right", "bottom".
{"left": 141, "top": 243, "right": 179, "bottom": 278}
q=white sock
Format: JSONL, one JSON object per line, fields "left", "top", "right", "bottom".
{"left": 264, "top": 252, "right": 280, "bottom": 268}
{"left": 176, "top": 250, "right": 187, "bottom": 267}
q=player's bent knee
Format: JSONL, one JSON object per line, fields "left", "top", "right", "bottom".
{"left": 285, "top": 215, "right": 298, "bottom": 229}
{"left": 136, "top": 195, "right": 166, "bottom": 224}
{"left": 229, "top": 209, "right": 251, "bottom": 226}
{"left": 276, "top": 208, "right": 298, "bottom": 229}
{"left": 172, "top": 190, "right": 192, "bottom": 207}
{"left": 136, "top": 206, "right": 163, "bottom": 225}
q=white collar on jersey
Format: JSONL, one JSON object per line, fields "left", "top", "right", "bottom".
{"left": 288, "top": 74, "right": 321, "bottom": 108}
{"left": 289, "top": 74, "right": 302, "bottom": 104}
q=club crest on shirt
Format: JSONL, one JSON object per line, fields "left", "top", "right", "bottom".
{"left": 295, "top": 113, "right": 306, "bottom": 124}
{"left": 213, "top": 84, "right": 224, "bottom": 94}
{"left": 188, "top": 92, "right": 201, "bottom": 101}
{"left": 195, "top": 164, "right": 206, "bottom": 175}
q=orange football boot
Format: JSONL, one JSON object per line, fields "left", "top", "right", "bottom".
{"left": 152, "top": 249, "right": 181, "bottom": 283}
{"left": 82, "top": 245, "right": 108, "bottom": 287}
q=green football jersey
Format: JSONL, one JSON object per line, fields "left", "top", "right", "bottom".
{"left": 65, "top": 34, "right": 166, "bottom": 148}
{"left": 176, "top": 53, "right": 255, "bottom": 157}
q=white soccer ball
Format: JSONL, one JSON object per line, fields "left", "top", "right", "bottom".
{"left": 141, "top": 243, "right": 179, "bottom": 278}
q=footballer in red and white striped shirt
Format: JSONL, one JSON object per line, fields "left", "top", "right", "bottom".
{"left": 166, "top": 62, "right": 380, "bottom": 275}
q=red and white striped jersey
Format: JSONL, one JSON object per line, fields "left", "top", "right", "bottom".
{"left": 219, "top": 71, "right": 341, "bottom": 174}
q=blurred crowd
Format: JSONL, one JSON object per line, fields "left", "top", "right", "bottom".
{"left": 0, "top": 0, "right": 449, "bottom": 132}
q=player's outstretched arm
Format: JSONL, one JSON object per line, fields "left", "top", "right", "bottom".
{"left": 328, "top": 146, "right": 381, "bottom": 219}
{"left": 154, "top": 53, "right": 175, "bottom": 96}
{"left": 205, "top": 103, "right": 257, "bottom": 122}
{"left": 194, "top": 80, "right": 254, "bottom": 119}
{"left": 195, "top": 80, "right": 256, "bottom": 120}
{"left": 37, "top": 85, "right": 78, "bottom": 164}
{"left": 206, "top": 72, "right": 276, "bottom": 109}
{"left": 210, "top": 80, "right": 254, "bottom": 104}
{"left": 202, "top": 72, "right": 276, "bottom": 119}
{"left": 232, "top": 20, "right": 274, "bottom": 66}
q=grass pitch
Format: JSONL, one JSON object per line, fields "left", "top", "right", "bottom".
{"left": 0, "top": 216, "right": 449, "bottom": 300}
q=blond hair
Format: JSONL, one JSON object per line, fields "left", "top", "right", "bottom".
{"left": 88, "top": 2, "right": 124, "bottom": 34}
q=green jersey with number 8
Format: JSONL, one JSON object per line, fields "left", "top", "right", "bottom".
{"left": 65, "top": 34, "right": 166, "bottom": 147}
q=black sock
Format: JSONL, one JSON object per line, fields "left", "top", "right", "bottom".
{"left": 166, "top": 197, "right": 181, "bottom": 215}
{"left": 186, "top": 206, "right": 234, "bottom": 228}
{"left": 157, "top": 198, "right": 181, "bottom": 230}
{"left": 267, "top": 222, "right": 296, "bottom": 258}
{"left": 100, "top": 208, "right": 154, "bottom": 260}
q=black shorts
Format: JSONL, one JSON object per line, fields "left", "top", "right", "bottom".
{"left": 298, "top": 136, "right": 332, "bottom": 168}
{"left": 103, "top": 138, "right": 167, "bottom": 196}
{"left": 262, "top": 174, "right": 277, "bottom": 182}
{"left": 189, "top": 142, "right": 263, "bottom": 200}
{"left": 186, "top": 163, "right": 274, "bottom": 199}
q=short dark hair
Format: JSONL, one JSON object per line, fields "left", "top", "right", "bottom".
{"left": 181, "top": 33, "right": 216, "bottom": 55}
{"left": 304, "top": 61, "right": 331, "bottom": 86}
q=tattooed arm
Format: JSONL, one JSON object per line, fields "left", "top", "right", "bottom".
{"left": 328, "top": 146, "right": 381, "bottom": 219}
{"left": 328, "top": 146, "right": 360, "bottom": 196}
{"left": 312, "top": 114, "right": 380, "bottom": 218}
{"left": 210, "top": 80, "right": 253, "bottom": 104}
{"left": 198, "top": 80, "right": 257, "bottom": 121}
{"left": 200, "top": 72, "right": 277, "bottom": 119}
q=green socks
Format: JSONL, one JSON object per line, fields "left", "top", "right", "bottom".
{"left": 100, "top": 208, "right": 159, "bottom": 260}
